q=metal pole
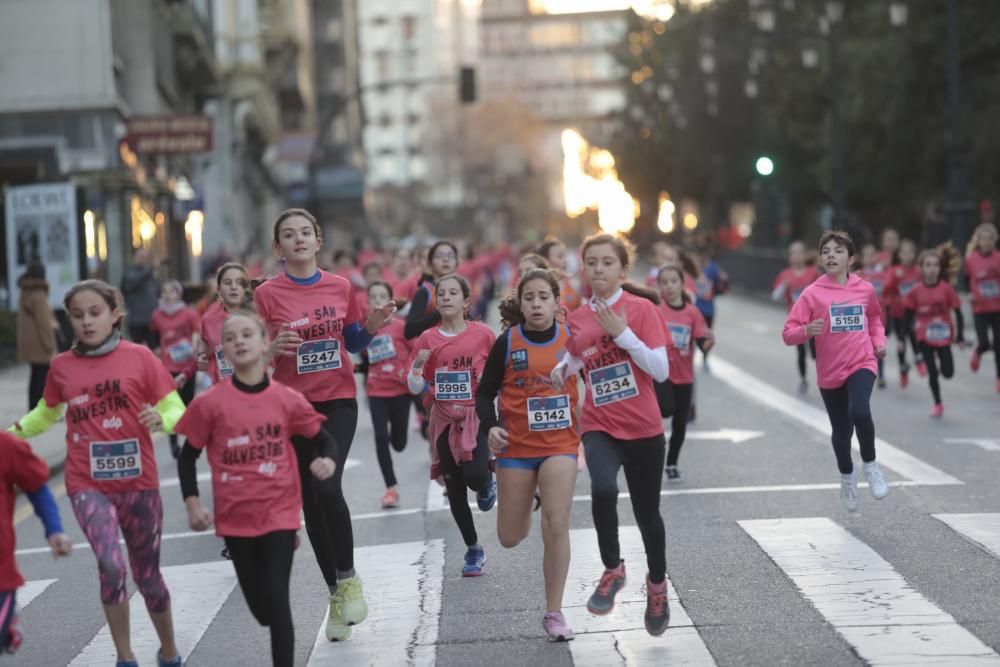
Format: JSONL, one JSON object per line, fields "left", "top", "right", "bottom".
{"left": 828, "top": 15, "right": 846, "bottom": 231}
{"left": 946, "top": 0, "right": 968, "bottom": 249}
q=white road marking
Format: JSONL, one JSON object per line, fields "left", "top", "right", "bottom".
{"left": 933, "top": 513, "right": 1000, "bottom": 560}
{"left": 17, "top": 578, "right": 56, "bottom": 609}
{"left": 566, "top": 526, "right": 716, "bottom": 666}
{"left": 944, "top": 438, "right": 1000, "bottom": 452}
{"left": 69, "top": 560, "right": 238, "bottom": 666}
{"left": 424, "top": 479, "right": 448, "bottom": 513}
{"left": 307, "top": 539, "right": 444, "bottom": 666}
{"left": 684, "top": 429, "right": 765, "bottom": 444}
{"left": 712, "top": 356, "right": 962, "bottom": 485}
{"left": 740, "top": 517, "right": 1000, "bottom": 665}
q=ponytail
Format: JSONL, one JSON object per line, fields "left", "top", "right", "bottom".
{"left": 622, "top": 281, "right": 661, "bottom": 305}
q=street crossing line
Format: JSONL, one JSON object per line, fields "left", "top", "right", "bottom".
{"left": 740, "top": 517, "right": 1000, "bottom": 665}
{"left": 712, "top": 356, "right": 962, "bottom": 486}
{"left": 933, "top": 513, "right": 1000, "bottom": 560}
{"left": 566, "top": 527, "right": 716, "bottom": 666}
{"left": 307, "top": 539, "right": 445, "bottom": 666}
{"left": 18, "top": 578, "right": 56, "bottom": 609}
{"left": 68, "top": 560, "right": 238, "bottom": 666}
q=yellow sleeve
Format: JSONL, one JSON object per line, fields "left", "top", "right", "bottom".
{"left": 156, "top": 391, "right": 186, "bottom": 435}
{"left": 10, "top": 400, "right": 65, "bottom": 438}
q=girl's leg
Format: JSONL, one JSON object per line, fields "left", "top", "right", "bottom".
{"left": 974, "top": 312, "right": 991, "bottom": 356}
{"left": 71, "top": 491, "right": 134, "bottom": 662}
{"left": 224, "top": 536, "right": 270, "bottom": 626}
{"left": 894, "top": 318, "right": 909, "bottom": 370}
{"left": 369, "top": 397, "right": 397, "bottom": 488}
{"left": 666, "top": 384, "right": 694, "bottom": 467}
{"left": 938, "top": 345, "right": 955, "bottom": 379}
{"left": 317, "top": 400, "right": 358, "bottom": 574}
{"left": 796, "top": 344, "right": 807, "bottom": 380}
{"left": 920, "top": 342, "right": 942, "bottom": 405}
{"left": 583, "top": 432, "right": 626, "bottom": 570}
{"left": 990, "top": 312, "right": 1000, "bottom": 378}
{"left": 436, "top": 427, "right": 478, "bottom": 546}
{"left": 496, "top": 466, "right": 537, "bottom": 548}
{"left": 818, "top": 384, "right": 855, "bottom": 474}
{"left": 387, "top": 394, "right": 412, "bottom": 453}
{"left": 260, "top": 532, "right": 296, "bottom": 667}
{"left": 845, "top": 370, "right": 877, "bottom": 464}
{"left": 461, "top": 430, "right": 491, "bottom": 494}
{"left": 115, "top": 490, "right": 176, "bottom": 660}
{"left": 537, "top": 456, "right": 578, "bottom": 612}
{"left": 620, "top": 436, "right": 668, "bottom": 584}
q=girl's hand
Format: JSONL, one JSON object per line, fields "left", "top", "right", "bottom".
{"left": 550, "top": 363, "right": 568, "bottom": 390}
{"left": 411, "top": 349, "right": 431, "bottom": 373}
{"left": 186, "top": 500, "right": 213, "bottom": 532}
{"left": 174, "top": 373, "right": 188, "bottom": 389}
{"left": 197, "top": 352, "right": 209, "bottom": 372}
{"left": 487, "top": 426, "right": 509, "bottom": 455}
{"left": 365, "top": 302, "right": 398, "bottom": 333}
{"left": 48, "top": 533, "right": 72, "bottom": 558}
{"left": 594, "top": 300, "right": 627, "bottom": 338}
{"left": 703, "top": 330, "right": 716, "bottom": 352}
{"left": 310, "top": 457, "right": 337, "bottom": 481}
{"left": 806, "top": 319, "right": 825, "bottom": 337}
{"left": 271, "top": 324, "right": 303, "bottom": 358}
{"left": 138, "top": 404, "right": 163, "bottom": 433}
{"left": 874, "top": 344, "right": 887, "bottom": 359}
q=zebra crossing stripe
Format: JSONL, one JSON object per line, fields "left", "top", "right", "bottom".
{"left": 307, "top": 539, "right": 445, "bottom": 666}
{"left": 740, "top": 517, "right": 1000, "bottom": 665}
{"left": 68, "top": 560, "right": 238, "bottom": 666}
{"left": 566, "top": 527, "right": 717, "bottom": 666}
{"left": 17, "top": 578, "right": 56, "bottom": 609}
{"left": 933, "top": 513, "right": 1000, "bottom": 560}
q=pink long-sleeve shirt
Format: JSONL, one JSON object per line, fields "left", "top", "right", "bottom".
{"left": 782, "top": 273, "right": 886, "bottom": 389}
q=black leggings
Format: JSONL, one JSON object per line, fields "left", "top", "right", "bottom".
{"left": 224, "top": 530, "right": 296, "bottom": 667}
{"left": 583, "top": 431, "right": 667, "bottom": 584}
{"left": 436, "top": 426, "right": 490, "bottom": 547}
{"left": 918, "top": 343, "right": 954, "bottom": 404}
{"left": 666, "top": 383, "right": 694, "bottom": 467}
{"left": 369, "top": 395, "right": 411, "bottom": 488}
{"left": 293, "top": 399, "right": 357, "bottom": 584}
{"left": 974, "top": 311, "right": 1000, "bottom": 377}
{"left": 818, "top": 370, "right": 877, "bottom": 475}
{"left": 28, "top": 363, "right": 49, "bottom": 411}
{"left": 796, "top": 339, "right": 817, "bottom": 379}
{"left": 892, "top": 317, "right": 922, "bottom": 369}
{"left": 168, "top": 378, "right": 196, "bottom": 450}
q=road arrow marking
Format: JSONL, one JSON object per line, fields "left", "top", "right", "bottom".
{"left": 945, "top": 438, "right": 1000, "bottom": 452}
{"left": 686, "top": 429, "right": 765, "bottom": 444}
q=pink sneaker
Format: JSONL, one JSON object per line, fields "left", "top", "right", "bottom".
{"left": 930, "top": 403, "right": 944, "bottom": 419}
{"left": 381, "top": 487, "right": 399, "bottom": 509}
{"left": 543, "top": 611, "right": 574, "bottom": 642}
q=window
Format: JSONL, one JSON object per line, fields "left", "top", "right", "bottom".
{"left": 374, "top": 50, "right": 390, "bottom": 79}
{"left": 402, "top": 16, "right": 416, "bottom": 42}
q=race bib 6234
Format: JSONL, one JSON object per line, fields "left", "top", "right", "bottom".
{"left": 589, "top": 361, "right": 638, "bottom": 407}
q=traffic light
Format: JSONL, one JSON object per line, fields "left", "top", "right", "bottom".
{"left": 459, "top": 66, "right": 476, "bottom": 104}
{"left": 755, "top": 156, "right": 775, "bottom": 176}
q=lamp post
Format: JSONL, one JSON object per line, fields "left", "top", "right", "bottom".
{"left": 945, "top": 0, "right": 969, "bottom": 250}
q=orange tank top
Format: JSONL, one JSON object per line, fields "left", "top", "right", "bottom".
{"left": 497, "top": 323, "right": 580, "bottom": 459}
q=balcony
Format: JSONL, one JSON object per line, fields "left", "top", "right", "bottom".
{"left": 162, "top": 0, "right": 219, "bottom": 92}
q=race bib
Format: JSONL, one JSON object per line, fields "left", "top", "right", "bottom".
{"left": 296, "top": 339, "right": 341, "bottom": 374}
{"left": 830, "top": 304, "right": 865, "bottom": 333}
{"left": 168, "top": 339, "right": 194, "bottom": 363}
{"left": 979, "top": 279, "right": 1000, "bottom": 298}
{"left": 899, "top": 281, "right": 916, "bottom": 297}
{"left": 667, "top": 323, "right": 692, "bottom": 354}
{"left": 527, "top": 395, "right": 571, "bottom": 431}
{"left": 926, "top": 319, "right": 951, "bottom": 343}
{"left": 695, "top": 280, "right": 713, "bottom": 300}
{"left": 368, "top": 335, "right": 396, "bottom": 363}
{"left": 589, "top": 361, "right": 639, "bottom": 407}
{"left": 435, "top": 370, "right": 472, "bottom": 401}
{"left": 90, "top": 439, "right": 142, "bottom": 481}
{"left": 214, "top": 345, "right": 234, "bottom": 379}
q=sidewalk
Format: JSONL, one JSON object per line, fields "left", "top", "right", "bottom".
{"left": 0, "top": 364, "right": 67, "bottom": 475}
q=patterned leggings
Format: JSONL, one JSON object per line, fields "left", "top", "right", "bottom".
{"left": 70, "top": 489, "right": 171, "bottom": 612}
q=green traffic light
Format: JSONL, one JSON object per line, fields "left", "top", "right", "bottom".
{"left": 755, "top": 156, "right": 775, "bottom": 176}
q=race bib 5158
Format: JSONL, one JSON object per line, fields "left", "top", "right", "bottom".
{"left": 830, "top": 304, "right": 865, "bottom": 333}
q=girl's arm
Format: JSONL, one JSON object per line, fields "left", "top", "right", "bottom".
{"left": 10, "top": 401, "right": 65, "bottom": 438}
{"left": 475, "top": 334, "right": 508, "bottom": 431}
{"left": 404, "top": 286, "right": 440, "bottom": 340}
{"left": 26, "top": 484, "right": 64, "bottom": 537}
{"left": 613, "top": 328, "right": 669, "bottom": 382}
{"left": 177, "top": 441, "right": 203, "bottom": 500}
{"left": 868, "top": 288, "right": 887, "bottom": 349}
{"left": 156, "top": 391, "right": 187, "bottom": 434}
{"left": 782, "top": 294, "right": 812, "bottom": 346}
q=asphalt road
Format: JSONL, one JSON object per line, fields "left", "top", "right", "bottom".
{"left": 12, "top": 294, "right": 1000, "bottom": 666}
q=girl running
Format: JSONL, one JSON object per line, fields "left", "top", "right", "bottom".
{"left": 12, "top": 279, "right": 186, "bottom": 667}
{"left": 656, "top": 266, "right": 713, "bottom": 482}
{"left": 904, "top": 245, "right": 966, "bottom": 417}
{"left": 362, "top": 281, "right": 413, "bottom": 509}
{"left": 405, "top": 241, "right": 459, "bottom": 341}
{"left": 476, "top": 268, "right": 580, "bottom": 641}
{"left": 538, "top": 238, "right": 582, "bottom": 312}
{"left": 255, "top": 208, "right": 396, "bottom": 642}
{"left": 550, "top": 233, "right": 671, "bottom": 637}
{"left": 885, "top": 238, "right": 923, "bottom": 386}
{"left": 692, "top": 249, "right": 726, "bottom": 370}
{"left": 176, "top": 311, "right": 338, "bottom": 667}
{"left": 772, "top": 240, "right": 820, "bottom": 393}
{"left": 964, "top": 222, "right": 1000, "bottom": 391}
{"left": 407, "top": 274, "right": 497, "bottom": 577}
{"left": 782, "top": 231, "right": 889, "bottom": 513}
{"left": 198, "top": 263, "right": 252, "bottom": 385}
{"left": 860, "top": 243, "right": 890, "bottom": 388}
{"left": 150, "top": 279, "right": 200, "bottom": 458}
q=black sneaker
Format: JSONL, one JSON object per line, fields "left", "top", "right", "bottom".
{"left": 665, "top": 466, "right": 682, "bottom": 482}
{"left": 644, "top": 576, "right": 670, "bottom": 636}
{"left": 587, "top": 561, "right": 626, "bottom": 615}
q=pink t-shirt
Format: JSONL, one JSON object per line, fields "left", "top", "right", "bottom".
{"left": 150, "top": 307, "right": 201, "bottom": 376}
{"left": 175, "top": 380, "right": 325, "bottom": 538}
{"left": 566, "top": 291, "right": 668, "bottom": 440}
{"left": 860, "top": 266, "right": 891, "bottom": 323}
{"left": 365, "top": 319, "right": 412, "bottom": 398}
{"left": 408, "top": 322, "right": 495, "bottom": 408}
{"left": 774, "top": 266, "right": 820, "bottom": 311}
{"left": 200, "top": 301, "right": 233, "bottom": 382}
{"left": 43, "top": 341, "right": 177, "bottom": 494}
{"left": 782, "top": 274, "right": 886, "bottom": 389}
{"left": 886, "top": 264, "right": 921, "bottom": 319}
{"left": 964, "top": 250, "right": 1000, "bottom": 314}
{"left": 903, "top": 281, "right": 961, "bottom": 347}
{"left": 0, "top": 433, "right": 49, "bottom": 590}
{"left": 254, "top": 271, "right": 363, "bottom": 403}
{"left": 659, "top": 302, "right": 709, "bottom": 385}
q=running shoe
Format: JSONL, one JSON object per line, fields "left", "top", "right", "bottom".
{"left": 325, "top": 594, "right": 352, "bottom": 642}
{"left": 2, "top": 614, "right": 21, "bottom": 654}
{"left": 665, "top": 466, "right": 682, "bottom": 482}
{"left": 644, "top": 576, "right": 670, "bottom": 636}
{"left": 587, "top": 561, "right": 626, "bottom": 615}
{"left": 996, "top": 378, "right": 1000, "bottom": 394}
{"left": 477, "top": 478, "right": 497, "bottom": 512}
{"left": 326, "top": 575, "right": 368, "bottom": 641}
{"left": 797, "top": 379, "right": 808, "bottom": 395}
{"left": 840, "top": 472, "right": 860, "bottom": 512}
{"left": 462, "top": 546, "right": 486, "bottom": 577}
{"left": 930, "top": 403, "right": 944, "bottom": 419}
{"left": 220, "top": 545, "right": 232, "bottom": 560}
{"left": 543, "top": 611, "right": 574, "bottom": 642}
{"left": 970, "top": 349, "right": 981, "bottom": 372}
{"left": 863, "top": 461, "right": 889, "bottom": 500}
{"left": 381, "top": 487, "right": 400, "bottom": 509}
{"left": 899, "top": 370, "right": 909, "bottom": 388}
{"left": 877, "top": 376, "right": 886, "bottom": 389}
{"left": 115, "top": 661, "right": 138, "bottom": 667}
{"left": 915, "top": 358, "right": 928, "bottom": 377}
{"left": 158, "top": 649, "right": 183, "bottom": 667}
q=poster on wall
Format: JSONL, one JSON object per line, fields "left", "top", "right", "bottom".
{"left": 5, "top": 183, "right": 80, "bottom": 311}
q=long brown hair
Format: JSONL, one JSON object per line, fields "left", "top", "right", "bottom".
{"left": 918, "top": 242, "right": 961, "bottom": 285}
{"left": 499, "top": 268, "right": 562, "bottom": 329}
{"left": 63, "top": 279, "right": 126, "bottom": 330}
{"left": 581, "top": 233, "right": 661, "bottom": 305}
{"left": 967, "top": 222, "right": 998, "bottom": 257}
{"left": 273, "top": 208, "right": 321, "bottom": 243}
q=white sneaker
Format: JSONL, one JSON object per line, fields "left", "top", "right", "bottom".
{"left": 840, "top": 472, "right": 859, "bottom": 512}
{"left": 863, "top": 461, "right": 889, "bottom": 500}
